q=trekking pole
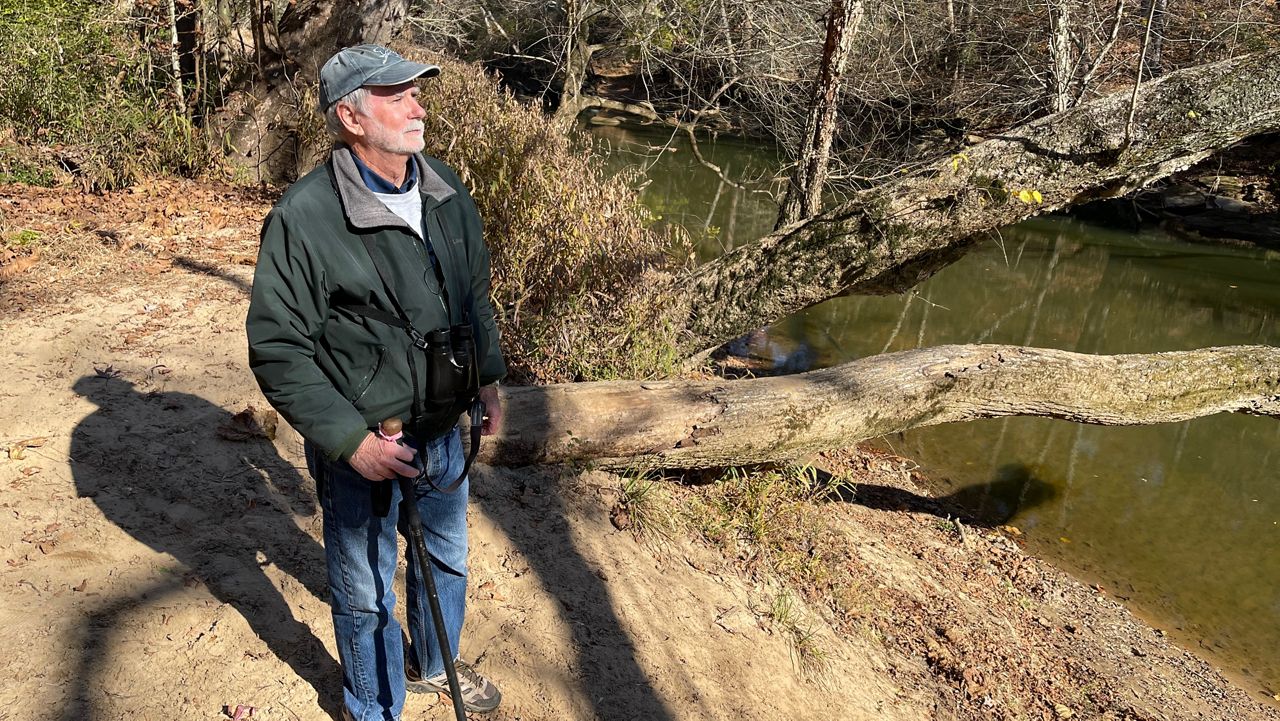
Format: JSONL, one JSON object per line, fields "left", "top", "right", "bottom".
{"left": 378, "top": 418, "right": 469, "bottom": 721}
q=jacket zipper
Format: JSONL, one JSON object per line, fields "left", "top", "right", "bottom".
{"left": 416, "top": 212, "right": 451, "bottom": 318}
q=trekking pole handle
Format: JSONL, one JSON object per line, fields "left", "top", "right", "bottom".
{"left": 378, "top": 417, "right": 404, "bottom": 440}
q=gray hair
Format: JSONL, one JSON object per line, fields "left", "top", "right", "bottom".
{"left": 324, "top": 86, "right": 371, "bottom": 139}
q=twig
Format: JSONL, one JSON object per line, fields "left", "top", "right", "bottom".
{"left": 682, "top": 126, "right": 773, "bottom": 197}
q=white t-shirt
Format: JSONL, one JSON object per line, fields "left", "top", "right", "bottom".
{"left": 372, "top": 182, "right": 424, "bottom": 239}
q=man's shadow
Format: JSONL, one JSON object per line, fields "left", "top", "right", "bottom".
{"left": 66, "top": 374, "right": 342, "bottom": 720}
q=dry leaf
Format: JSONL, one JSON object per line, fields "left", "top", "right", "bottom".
{"left": 217, "top": 406, "right": 278, "bottom": 442}
{"left": 93, "top": 364, "right": 122, "bottom": 379}
{"left": 0, "top": 249, "right": 40, "bottom": 280}
{"left": 6, "top": 437, "right": 47, "bottom": 461}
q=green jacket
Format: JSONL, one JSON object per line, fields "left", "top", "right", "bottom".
{"left": 246, "top": 145, "right": 506, "bottom": 461}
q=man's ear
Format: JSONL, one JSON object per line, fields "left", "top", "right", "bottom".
{"left": 336, "top": 102, "right": 364, "bottom": 138}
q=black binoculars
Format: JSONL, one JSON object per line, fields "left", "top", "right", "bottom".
{"left": 422, "top": 323, "right": 479, "bottom": 406}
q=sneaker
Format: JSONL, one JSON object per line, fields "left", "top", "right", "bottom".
{"left": 406, "top": 656, "right": 502, "bottom": 714}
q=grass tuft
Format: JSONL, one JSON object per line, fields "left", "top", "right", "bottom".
{"left": 766, "top": 589, "right": 830, "bottom": 681}
{"left": 615, "top": 473, "right": 679, "bottom": 542}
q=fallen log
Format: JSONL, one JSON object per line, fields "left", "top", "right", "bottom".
{"left": 481, "top": 344, "right": 1280, "bottom": 470}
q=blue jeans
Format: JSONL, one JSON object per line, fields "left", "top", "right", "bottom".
{"left": 305, "top": 429, "right": 470, "bottom": 721}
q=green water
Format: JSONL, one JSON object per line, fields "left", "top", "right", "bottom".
{"left": 595, "top": 122, "right": 1280, "bottom": 695}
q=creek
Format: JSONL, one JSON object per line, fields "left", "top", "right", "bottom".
{"left": 592, "top": 121, "right": 1280, "bottom": 697}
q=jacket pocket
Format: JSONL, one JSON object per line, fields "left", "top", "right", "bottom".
{"left": 347, "top": 345, "right": 387, "bottom": 404}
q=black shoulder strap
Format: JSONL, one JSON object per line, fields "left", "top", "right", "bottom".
{"left": 356, "top": 234, "right": 426, "bottom": 424}
{"left": 346, "top": 303, "right": 408, "bottom": 331}
{"left": 359, "top": 235, "right": 418, "bottom": 332}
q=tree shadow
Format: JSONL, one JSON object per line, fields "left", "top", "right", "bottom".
{"left": 470, "top": 467, "right": 678, "bottom": 720}
{"left": 825, "top": 462, "right": 1058, "bottom": 528}
{"left": 174, "top": 256, "right": 253, "bottom": 295}
{"left": 65, "top": 374, "right": 342, "bottom": 720}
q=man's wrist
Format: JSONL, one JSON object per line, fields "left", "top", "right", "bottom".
{"left": 335, "top": 427, "right": 374, "bottom": 462}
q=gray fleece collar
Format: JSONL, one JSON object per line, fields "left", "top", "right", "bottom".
{"left": 331, "top": 144, "right": 457, "bottom": 231}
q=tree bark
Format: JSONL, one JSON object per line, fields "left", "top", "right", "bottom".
{"left": 551, "top": 0, "right": 598, "bottom": 126}
{"left": 775, "top": 0, "right": 865, "bottom": 228}
{"left": 664, "top": 48, "right": 1280, "bottom": 358}
{"left": 480, "top": 345, "right": 1280, "bottom": 470}
{"left": 1048, "top": 0, "right": 1073, "bottom": 113}
{"left": 211, "top": 0, "right": 412, "bottom": 182}
{"left": 274, "top": 0, "right": 412, "bottom": 79}
{"left": 167, "top": 0, "right": 187, "bottom": 116}
{"left": 1139, "top": 0, "right": 1168, "bottom": 80}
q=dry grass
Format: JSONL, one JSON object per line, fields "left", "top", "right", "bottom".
{"left": 401, "top": 49, "right": 692, "bottom": 383}
{"left": 615, "top": 473, "right": 681, "bottom": 543}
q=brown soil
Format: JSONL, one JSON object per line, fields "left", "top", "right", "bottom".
{"left": 1, "top": 180, "right": 1277, "bottom": 721}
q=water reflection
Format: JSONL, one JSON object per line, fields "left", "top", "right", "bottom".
{"left": 801, "top": 226, "right": 1279, "bottom": 693}
{"left": 594, "top": 123, "right": 1280, "bottom": 694}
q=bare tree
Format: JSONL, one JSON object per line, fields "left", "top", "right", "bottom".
{"left": 775, "top": 0, "right": 865, "bottom": 228}
{"left": 1139, "top": 0, "right": 1168, "bottom": 79}
{"left": 1048, "top": 0, "right": 1073, "bottom": 113}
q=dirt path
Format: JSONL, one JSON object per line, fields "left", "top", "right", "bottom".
{"left": 1, "top": 180, "right": 1276, "bottom": 720}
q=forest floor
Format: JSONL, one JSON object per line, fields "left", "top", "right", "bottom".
{"left": 1, "top": 178, "right": 1277, "bottom": 721}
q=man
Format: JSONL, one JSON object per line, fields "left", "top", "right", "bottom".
{"left": 246, "top": 44, "right": 505, "bottom": 720}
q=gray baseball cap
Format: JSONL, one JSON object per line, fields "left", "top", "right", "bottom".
{"left": 318, "top": 44, "right": 440, "bottom": 111}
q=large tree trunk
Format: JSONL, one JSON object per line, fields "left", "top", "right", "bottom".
{"left": 480, "top": 345, "right": 1280, "bottom": 470}
{"left": 273, "top": 0, "right": 411, "bottom": 78}
{"left": 212, "top": 0, "right": 411, "bottom": 182}
{"left": 663, "top": 48, "right": 1280, "bottom": 358}
{"left": 776, "top": 0, "right": 865, "bottom": 228}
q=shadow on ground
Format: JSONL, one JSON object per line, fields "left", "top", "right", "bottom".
{"left": 66, "top": 374, "right": 341, "bottom": 720}
{"left": 830, "top": 462, "right": 1058, "bottom": 527}
{"left": 471, "top": 466, "right": 679, "bottom": 721}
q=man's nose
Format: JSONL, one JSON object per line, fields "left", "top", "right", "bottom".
{"left": 409, "top": 97, "right": 426, "bottom": 119}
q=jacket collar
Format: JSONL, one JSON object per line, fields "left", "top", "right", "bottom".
{"left": 330, "top": 143, "right": 457, "bottom": 231}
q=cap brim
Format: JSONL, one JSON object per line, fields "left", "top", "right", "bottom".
{"left": 363, "top": 60, "right": 441, "bottom": 87}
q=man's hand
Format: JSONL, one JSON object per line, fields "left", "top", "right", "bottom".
{"left": 479, "top": 384, "right": 502, "bottom": 436}
{"left": 349, "top": 431, "right": 419, "bottom": 481}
